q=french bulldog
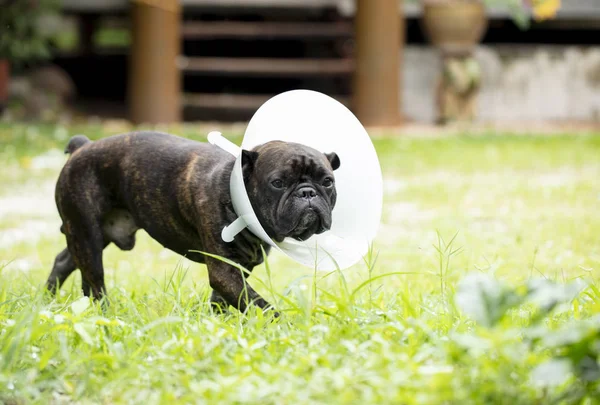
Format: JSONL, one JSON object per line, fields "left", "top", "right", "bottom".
{"left": 46, "top": 131, "right": 340, "bottom": 314}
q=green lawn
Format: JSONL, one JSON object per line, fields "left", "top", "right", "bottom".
{"left": 1, "top": 123, "right": 599, "bottom": 404}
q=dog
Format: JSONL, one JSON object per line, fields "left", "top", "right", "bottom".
{"left": 46, "top": 131, "right": 340, "bottom": 314}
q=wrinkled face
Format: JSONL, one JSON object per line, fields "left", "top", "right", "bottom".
{"left": 243, "top": 141, "right": 341, "bottom": 243}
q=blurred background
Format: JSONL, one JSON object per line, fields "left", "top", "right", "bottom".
{"left": 0, "top": 0, "right": 598, "bottom": 128}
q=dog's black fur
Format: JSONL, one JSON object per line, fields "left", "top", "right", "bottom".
{"left": 46, "top": 132, "right": 340, "bottom": 314}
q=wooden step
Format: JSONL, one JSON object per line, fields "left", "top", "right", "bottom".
{"left": 183, "top": 93, "right": 350, "bottom": 110}
{"left": 181, "top": 21, "right": 353, "bottom": 39}
{"left": 179, "top": 56, "right": 354, "bottom": 76}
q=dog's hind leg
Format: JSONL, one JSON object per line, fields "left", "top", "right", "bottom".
{"left": 66, "top": 221, "right": 107, "bottom": 301}
{"left": 58, "top": 183, "right": 111, "bottom": 301}
{"left": 46, "top": 237, "right": 111, "bottom": 295}
{"left": 46, "top": 247, "right": 77, "bottom": 294}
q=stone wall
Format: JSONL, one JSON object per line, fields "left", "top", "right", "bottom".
{"left": 402, "top": 46, "right": 600, "bottom": 123}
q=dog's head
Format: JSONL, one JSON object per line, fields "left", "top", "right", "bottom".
{"left": 242, "top": 141, "right": 341, "bottom": 242}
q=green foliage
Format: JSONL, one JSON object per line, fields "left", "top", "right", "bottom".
{"left": 482, "top": 0, "right": 532, "bottom": 28}
{"left": 0, "top": 0, "right": 61, "bottom": 65}
{"left": 455, "top": 273, "right": 599, "bottom": 403}
{"left": 1, "top": 124, "right": 599, "bottom": 403}
{"left": 1, "top": 255, "right": 598, "bottom": 404}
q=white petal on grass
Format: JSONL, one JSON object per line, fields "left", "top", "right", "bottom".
{"left": 418, "top": 364, "right": 454, "bottom": 375}
{"left": 70, "top": 296, "right": 90, "bottom": 315}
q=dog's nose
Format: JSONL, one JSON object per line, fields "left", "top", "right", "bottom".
{"left": 296, "top": 186, "right": 316, "bottom": 200}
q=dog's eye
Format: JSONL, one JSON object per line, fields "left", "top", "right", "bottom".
{"left": 271, "top": 179, "right": 284, "bottom": 189}
{"left": 323, "top": 177, "right": 334, "bottom": 188}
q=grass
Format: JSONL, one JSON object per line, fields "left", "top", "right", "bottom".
{"left": 1, "top": 122, "right": 599, "bottom": 404}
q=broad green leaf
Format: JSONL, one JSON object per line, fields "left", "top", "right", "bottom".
{"left": 577, "top": 355, "right": 600, "bottom": 383}
{"left": 531, "top": 359, "right": 572, "bottom": 388}
{"left": 541, "top": 320, "right": 600, "bottom": 349}
{"left": 526, "top": 278, "right": 586, "bottom": 316}
{"left": 455, "top": 273, "right": 523, "bottom": 328}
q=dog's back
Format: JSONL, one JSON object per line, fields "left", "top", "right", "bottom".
{"left": 55, "top": 131, "right": 234, "bottom": 264}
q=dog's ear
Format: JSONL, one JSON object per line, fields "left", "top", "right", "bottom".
{"left": 242, "top": 150, "right": 259, "bottom": 181}
{"left": 325, "top": 152, "right": 341, "bottom": 171}
{"left": 242, "top": 150, "right": 259, "bottom": 168}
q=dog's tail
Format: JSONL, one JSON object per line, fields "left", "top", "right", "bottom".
{"left": 64, "top": 134, "right": 91, "bottom": 154}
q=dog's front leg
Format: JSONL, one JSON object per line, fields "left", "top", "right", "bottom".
{"left": 206, "top": 258, "right": 275, "bottom": 315}
{"left": 209, "top": 290, "right": 230, "bottom": 313}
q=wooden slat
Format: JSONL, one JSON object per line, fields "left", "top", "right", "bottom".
{"left": 183, "top": 93, "right": 349, "bottom": 109}
{"left": 184, "top": 93, "right": 271, "bottom": 109}
{"left": 55, "top": 48, "right": 128, "bottom": 57}
{"left": 181, "top": 21, "right": 353, "bottom": 39}
{"left": 179, "top": 57, "right": 354, "bottom": 76}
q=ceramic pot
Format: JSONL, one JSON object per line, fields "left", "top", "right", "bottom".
{"left": 421, "top": 0, "right": 488, "bottom": 55}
